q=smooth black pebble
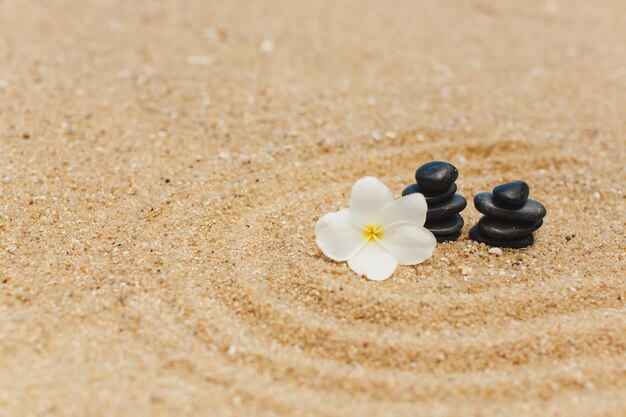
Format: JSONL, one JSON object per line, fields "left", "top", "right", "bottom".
{"left": 478, "top": 217, "right": 543, "bottom": 240}
{"left": 434, "top": 231, "right": 461, "bottom": 243}
{"left": 493, "top": 181, "right": 529, "bottom": 208}
{"left": 425, "top": 214, "right": 464, "bottom": 235}
{"left": 469, "top": 225, "right": 534, "bottom": 248}
{"left": 415, "top": 161, "right": 458, "bottom": 192}
{"left": 474, "top": 192, "right": 546, "bottom": 222}
{"left": 402, "top": 183, "right": 457, "bottom": 204}
{"left": 426, "top": 194, "right": 467, "bottom": 221}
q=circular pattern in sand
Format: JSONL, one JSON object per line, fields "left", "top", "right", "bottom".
{"left": 176, "top": 133, "right": 625, "bottom": 414}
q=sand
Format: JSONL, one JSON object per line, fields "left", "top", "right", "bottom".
{"left": 1, "top": 0, "right": 625, "bottom": 415}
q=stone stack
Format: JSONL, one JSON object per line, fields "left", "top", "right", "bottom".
{"left": 403, "top": 161, "right": 467, "bottom": 242}
{"left": 469, "top": 181, "right": 546, "bottom": 248}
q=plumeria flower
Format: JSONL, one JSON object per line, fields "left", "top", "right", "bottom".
{"left": 316, "top": 176, "right": 436, "bottom": 281}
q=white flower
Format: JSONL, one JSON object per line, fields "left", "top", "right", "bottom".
{"left": 316, "top": 176, "right": 437, "bottom": 281}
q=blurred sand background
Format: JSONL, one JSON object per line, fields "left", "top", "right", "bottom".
{"left": 1, "top": 0, "right": 625, "bottom": 416}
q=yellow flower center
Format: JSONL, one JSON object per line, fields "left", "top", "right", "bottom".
{"left": 363, "top": 224, "right": 384, "bottom": 241}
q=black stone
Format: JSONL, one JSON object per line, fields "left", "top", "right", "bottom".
{"left": 478, "top": 217, "right": 543, "bottom": 240}
{"left": 469, "top": 225, "right": 534, "bottom": 248}
{"left": 474, "top": 192, "right": 546, "bottom": 222}
{"left": 493, "top": 181, "right": 529, "bottom": 208}
{"left": 425, "top": 214, "right": 464, "bottom": 235}
{"left": 402, "top": 183, "right": 457, "bottom": 204}
{"left": 415, "top": 161, "right": 458, "bottom": 192}
{"left": 426, "top": 194, "right": 467, "bottom": 221}
{"left": 435, "top": 231, "right": 461, "bottom": 243}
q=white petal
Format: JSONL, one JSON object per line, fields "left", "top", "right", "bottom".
{"left": 349, "top": 176, "right": 395, "bottom": 226}
{"left": 377, "top": 193, "right": 428, "bottom": 227}
{"left": 347, "top": 241, "right": 398, "bottom": 281}
{"left": 379, "top": 223, "right": 436, "bottom": 265}
{"left": 316, "top": 208, "right": 366, "bottom": 261}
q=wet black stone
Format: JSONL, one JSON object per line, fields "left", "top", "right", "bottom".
{"left": 415, "top": 161, "right": 458, "bottom": 192}
{"left": 478, "top": 217, "right": 543, "bottom": 240}
{"left": 493, "top": 181, "right": 529, "bottom": 208}
{"left": 425, "top": 214, "right": 464, "bottom": 235}
{"left": 469, "top": 225, "right": 534, "bottom": 248}
{"left": 402, "top": 183, "right": 457, "bottom": 204}
{"left": 474, "top": 192, "right": 546, "bottom": 222}
{"left": 426, "top": 194, "right": 467, "bottom": 221}
{"left": 435, "top": 231, "right": 461, "bottom": 243}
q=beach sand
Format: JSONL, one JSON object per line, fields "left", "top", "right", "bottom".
{"left": 0, "top": 0, "right": 625, "bottom": 415}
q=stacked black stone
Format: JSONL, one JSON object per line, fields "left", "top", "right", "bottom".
{"left": 469, "top": 181, "right": 546, "bottom": 248}
{"left": 402, "top": 161, "right": 467, "bottom": 242}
